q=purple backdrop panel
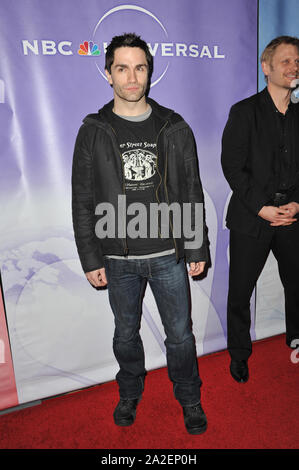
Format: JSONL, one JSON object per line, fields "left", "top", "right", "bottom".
{"left": 0, "top": 0, "right": 258, "bottom": 407}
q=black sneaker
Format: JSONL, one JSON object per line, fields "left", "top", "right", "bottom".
{"left": 113, "top": 398, "right": 140, "bottom": 426}
{"left": 182, "top": 403, "right": 207, "bottom": 435}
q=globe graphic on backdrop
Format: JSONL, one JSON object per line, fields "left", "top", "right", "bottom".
{"left": 1, "top": 235, "right": 115, "bottom": 385}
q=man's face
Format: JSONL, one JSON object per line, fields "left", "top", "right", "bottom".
{"left": 105, "top": 47, "right": 149, "bottom": 103}
{"left": 262, "top": 43, "right": 299, "bottom": 90}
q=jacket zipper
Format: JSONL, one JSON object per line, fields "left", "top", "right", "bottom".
{"left": 110, "top": 125, "right": 129, "bottom": 256}
{"left": 164, "top": 146, "right": 178, "bottom": 260}
{"left": 155, "top": 123, "right": 178, "bottom": 260}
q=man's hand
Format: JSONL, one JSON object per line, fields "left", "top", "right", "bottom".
{"left": 188, "top": 261, "right": 206, "bottom": 277}
{"left": 85, "top": 267, "right": 108, "bottom": 287}
{"left": 258, "top": 205, "right": 298, "bottom": 226}
{"left": 279, "top": 202, "right": 299, "bottom": 218}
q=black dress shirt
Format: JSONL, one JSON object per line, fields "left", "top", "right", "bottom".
{"left": 269, "top": 91, "right": 297, "bottom": 191}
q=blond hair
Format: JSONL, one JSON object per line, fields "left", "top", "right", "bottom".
{"left": 260, "top": 35, "right": 299, "bottom": 64}
{"left": 260, "top": 35, "right": 299, "bottom": 82}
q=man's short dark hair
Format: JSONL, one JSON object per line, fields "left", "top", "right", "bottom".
{"left": 105, "top": 33, "right": 153, "bottom": 81}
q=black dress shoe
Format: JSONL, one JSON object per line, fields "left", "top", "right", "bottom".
{"left": 113, "top": 398, "right": 140, "bottom": 426}
{"left": 230, "top": 359, "right": 249, "bottom": 383}
{"left": 182, "top": 403, "right": 207, "bottom": 435}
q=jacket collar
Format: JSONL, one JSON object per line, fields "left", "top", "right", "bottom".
{"left": 83, "top": 97, "right": 184, "bottom": 130}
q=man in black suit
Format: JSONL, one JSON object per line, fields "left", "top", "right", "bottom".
{"left": 221, "top": 36, "right": 299, "bottom": 382}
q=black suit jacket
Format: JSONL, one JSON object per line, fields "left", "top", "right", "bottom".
{"left": 221, "top": 87, "right": 299, "bottom": 238}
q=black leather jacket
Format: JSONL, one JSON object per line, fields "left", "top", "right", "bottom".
{"left": 72, "top": 98, "right": 208, "bottom": 273}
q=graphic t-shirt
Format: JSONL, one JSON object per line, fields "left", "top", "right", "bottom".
{"left": 109, "top": 107, "right": 174, "bottom": 255}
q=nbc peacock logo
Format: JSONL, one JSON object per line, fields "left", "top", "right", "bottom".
{"left": 78, "top": 41, "right": 100, "bottom": 56}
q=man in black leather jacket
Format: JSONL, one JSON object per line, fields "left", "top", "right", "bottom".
{"left": 72, "top": 33, "right": 209, "bottom": 434}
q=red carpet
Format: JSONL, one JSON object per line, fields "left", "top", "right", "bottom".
{"left": 0, "top": 334, "right": 298, "bottom": 450}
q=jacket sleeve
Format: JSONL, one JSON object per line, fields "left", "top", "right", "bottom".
{"left": 182, "top": 126, "right": 209, "bottom": 263}
{"left": 221, "top": 104, "right": 270, "bottom": 215}
{"left": 72, "top": 124, "right": 104, "bottom": 273}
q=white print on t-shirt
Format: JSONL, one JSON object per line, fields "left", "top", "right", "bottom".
{"left": 122, "top": 149, "right": 157, "bottom": 181}
{"left": 120, "top": 142, "right": 157, "bottom": 149}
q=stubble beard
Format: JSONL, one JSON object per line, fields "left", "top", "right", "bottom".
{"left": 114, "top": 83, "right": 147, "bottom": 104}
{"left": 269, "top": 64, "right": 298, "bottom": 90}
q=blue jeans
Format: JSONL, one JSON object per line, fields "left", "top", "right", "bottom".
{"left": 104, "top": 254, "right": 202, "bottom": 407}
